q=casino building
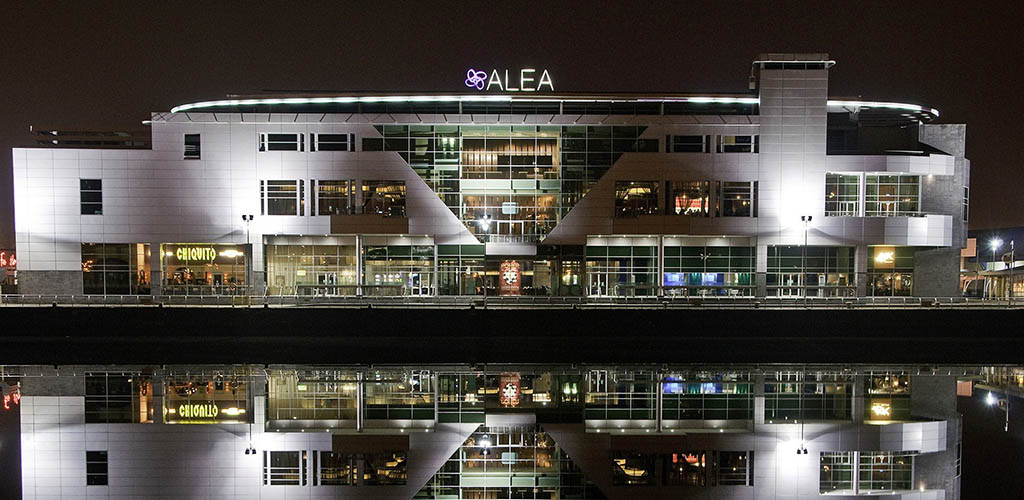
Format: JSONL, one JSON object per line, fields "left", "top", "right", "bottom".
{"left": 12, "top": 53, "right": 970, "bottom": 299}
{"left": 14, "top": 52, "right": 966, "bottom": 299}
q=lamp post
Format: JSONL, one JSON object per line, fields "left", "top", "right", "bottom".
{"left": 1010, "top": 240, "right": 1015, "bottom": 307}
{"left": 986, "top": 390, "right": 1010, "bottom": 432}
{"left": 242, "top": 215, "right": 254, "bottom": 295}
{"left": 801, "top": 216, "right": 812, "bottom": 304}
{"left": 990, "top": 238, "right": 1002, "bottom": 300}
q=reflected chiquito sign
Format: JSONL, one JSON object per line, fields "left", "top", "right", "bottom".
{"left": 167, "top": 401, "right": 246, "bottom": 422}
{"left": 465, "top": 68, "right": 554, "bottom": 92}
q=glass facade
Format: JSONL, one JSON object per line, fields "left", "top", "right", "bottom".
{"left": 161, "top": 243, "right": 248, "bottom": 294}
{"left": 767, "top": 246, "right": 855, "bottom": 297}
{"left": 373, "top": 124, "right": 657, "bottom": 242}
{"left": 764, "top": 374, "right": 853, "bottom": 422}
{"left": 585, "top": 245, "right": 658, "bottom": 296}
{"left": 81, "top": 243, "right": 151, "bottom": 295}
{"left": 825, "top": 173, "right": 860, "bottom": 216}
{"left": 662, "top": 376, "right": 753, "bottom": 420}
{"left": 866, "top": 175, "right": 920, "bottom": 216}
{"left": 663, "top": 245, "right": 754, "bottom": 296}
{"left": 415, "top": 425, "right": 605, "bottom": 499}
{"left": 363, "top": 244, "right": 434, "bottom": 296}
{"left": 163, "top": 374, "right": 249, "bottom": 424}
{"left": 265, "top": 244, "right": 358, "bottom": 295}
{"left": 867, "top": 246, "right": 916, "bottom": 296}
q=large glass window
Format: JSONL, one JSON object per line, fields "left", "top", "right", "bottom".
{"left": 312, "top": 133, "right": 353, "bottom": 152}
{"left": 264, "top": 451, "right": 307, "bottom": 486}
{"left": 316, "top": 180, "right": 352, "bottom": 215}
{"left": 267, "top": 369, "right": 359, "bottom": 426}
{"left": 859, "top": 452, "right": 914, "bottom": 493}
{"left": 865, "top": 374, "right": 911, "bottom": 421}
{"left": 265, "top": 180, "right": 300, "bottom": 215}
{"left": 80, "top": 179, "right": 102, "bottom": 215}
{"left": 614, "top": 181, "right": 659, "bottom": 217}
{"left": 716, "top": 135, "right": 758, "bottom": 153}
{"left": 85, "top": 373, "right": 153, "bottom": 423}
{"left": 612, "top": 452, "right": 657, "bottom": 486}
{"left": 363, "top": 245, "right": 434, "bottom": 295}
{"left": 585, "top": 245, "right": 658, "bottom": 296}
{"left": 764, "top": 374, "right": 852, "bottom": 422}
{"left": 81, "top": 243, "right": 151, "bottom": 295}
{"left": 163, "top": 374, "right": 249, "bottom": 424}
{"left": 665, "top": 451, "right": 707, "bottom": 486}
{"left": 667, "top": 135, "right": 710, "bottom": 153}
{"left": 717, "top": 181, "right": 756, "bottom": 217}
{"left": 663, "top": 245, "right": 754, "bottom": 297}
{"left": 661, "top": 376, "right": 753, "bottom": 420}
{"left": 866, "top": 175, "right": 920, "bottom": 216}
{"left": 585, "top": 370, "right": 656, "bottom": 420}
{"left": 364, "top": 369, "right": 434, "bottom": 420}
{"left": 820, "top": 452, "right": 854, "bottom": 494}
{"left": 362, "top": 180, "right": 406, "bottom": 217}
{"left": 265, "top": 244, "right": 357, "bottom": 296}
{"left": 766, "top": 246, "right": 855, "bottom": 297}
{"left": 867, "top": 246, "right": 915, "bottom": 297}
{"left": 717, "top": 451, "right": 750, "bottom": 486}
{"left": 667, "top": 181, "right": 710, "bottom": 216}
{"left": 161, "top": 243, "right": 247, "bottom": 294}
{"left": 437, "top": 245, "right": 486, "bottom": 296}
{"left": 318, "top": 451, "right": 352, "bottom": 485}
{"left": 825, "top": 173, "right": 860, "bottom": 216}
{"left": 259, "top": 133, "right": 303, "bottom": 152}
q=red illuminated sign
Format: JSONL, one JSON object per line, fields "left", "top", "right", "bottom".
{"left": 3, "top": 385, "right": 21, "bottom": 410}
{"left": 499, "top": 373, "right": 521, "bottom": 407}
{"left": 499, "top": 261, "right": 521, "bottom": 296}
{"left": 0, "top": 251, "right": 15, "bottom": 269}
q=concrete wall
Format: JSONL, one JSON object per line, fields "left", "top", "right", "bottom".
{"left": 15, "top": 271, "right": 82, "bottom": 296}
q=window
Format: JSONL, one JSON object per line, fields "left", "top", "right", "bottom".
{"left": 763, "top": 373, "right": 853, "bottom": 421}
{"left": 316, "top": 180, "right": 351, "bottom": 215}
{"left": 313, "top": 133, "right": 354, "bottom": 152}
{"left": 85, "top": 373, "right": 152, "bottom": 423}
{"left": 86, "top": 451, "right": 108, "bottom": 486}
{"left": 717, "top": 181, "right": 756, "bottom": 217}
{"left": 820, "top": 452, "right": 854, "bottom": 494}
{"left": 825, "top": 173, "right": 860, "bottom": 216}
{"left": 859, "top": 452, "right": 914, "bottom": 493}
{"left": 184, "top": 134, "right": 201, "bottom": 159}
{"left": 361, "top": 180, "right": 406, "bottom": 217}
{"left": 586, "top": 245, "right": 659, "bottom": 297}
{"left": 614, "top": 181, "right": 659, "bottom": 217}
{"left": 259, "top": 133, "right": 303, "bottom": 152}
{"left": 667, "top": 135, "right": 710, "bottom": 153}
{"left": 363, "top": 451, "right": 408, "bottom": 485}
{"left": 716, "top": 135, "right": 758, "bottom": 153}
{"left": 267, "top": 369, "right": 359, "bottom": 424}
{"left": 80, "top": 179, "right": 102, "bottom": 215}
{"left": 318, "top": 451, "right": 352, "bottom": 485}
{"left": 661, "top": 377, "right": 753, "bottom": 419}
{"left": 663, "top": 246, "right": 755, "bottom": 297}
{"left": 362, "top": 137, "right": 383, "bottom": 151}
{"left": 667, "top": 181, "right": 710, "bottom": 216}
{"left": 962, "top": 186, "right": 969, "bottom": 222}
{"left": 867, "top": 246, "right": 915, "bottom": 297}
{"left": 163, "top": 374, "right": 249, "bottom": 423}
{"left": 612, "top": 452, "right": 656, "bottom": 485}
{"left": 81, "top": 243, "right": 151, "bottom": 295}
{"left": 264, "top": 180, "right": 300, "bottom": 215}
{"left": 264, "top": 451, "right": 307, "bottom": 486}
{"left": 865, "top": 175, "right": 920, "bottom": 216}
{"left": 666, "top": 451, "right": 707, "bottom": 486}
{"left": 717, "top": 451, "right": 750, "bottom": 486}
{"left": 766, "top": 246, "right": 855, "bottom": 297}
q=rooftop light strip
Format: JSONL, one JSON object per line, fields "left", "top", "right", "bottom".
{"left": 827, "top": 100, "right": 939, "bottom": 118}
{"left": 170, "top": 96, "right": 938, "bottom": 118}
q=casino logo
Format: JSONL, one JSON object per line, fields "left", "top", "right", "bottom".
{"left": 465, "top": 69, "right": 487, "bottom": 90}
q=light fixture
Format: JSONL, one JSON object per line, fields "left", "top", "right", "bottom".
{"left": 991, "top": 238, "right": 1003, "bottom": 251}
{"left": 986, "top": 392, "right": 998, "bottom": 406}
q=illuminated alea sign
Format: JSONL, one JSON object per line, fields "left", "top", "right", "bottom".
{"left": 499, "top": 373, "right": 521, "bottom": 407}
{"left": 466, "top": 68, "right": 554, "bottom": 92}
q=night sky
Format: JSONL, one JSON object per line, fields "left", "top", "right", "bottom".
{"left": 1, "top": 1, "right": 1022, "bottom": 248}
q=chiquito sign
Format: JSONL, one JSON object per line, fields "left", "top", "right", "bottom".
{"left": 465, "top": 68, "right": 554, "bottom": 92}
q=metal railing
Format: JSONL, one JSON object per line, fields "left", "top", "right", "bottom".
{"left": 0, "top": 293, "right": 1021, "bottom": 309}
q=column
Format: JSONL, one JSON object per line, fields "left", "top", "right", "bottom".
{"left": 855, "top": 245, "right": 869, "bottom": 297}
{"left": 851, "top": 375, "right": 865, "bottom": 424}
{"left": 755, "top": 243, "right": 768, "bottom": 298}
{"left": 356, "top": 235, "right": 363, "bottom": 296}
{"left": 356, "top": 371, "right": 364, "bottom": 431}
{"left": 754, "top": 373, "right": 766, "bottom": 425}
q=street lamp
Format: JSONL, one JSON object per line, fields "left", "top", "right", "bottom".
{"left": 985, "top": 391, "right": 1010, "bottom": 432}
{"left": 990, "top": 238, "right": 1002, "bottom": 299}
{"left": 242, "top": 215, "right": 254, "bottom": 295}
{"left": 801, "top": 216, "right": 812, "bottom": 302}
